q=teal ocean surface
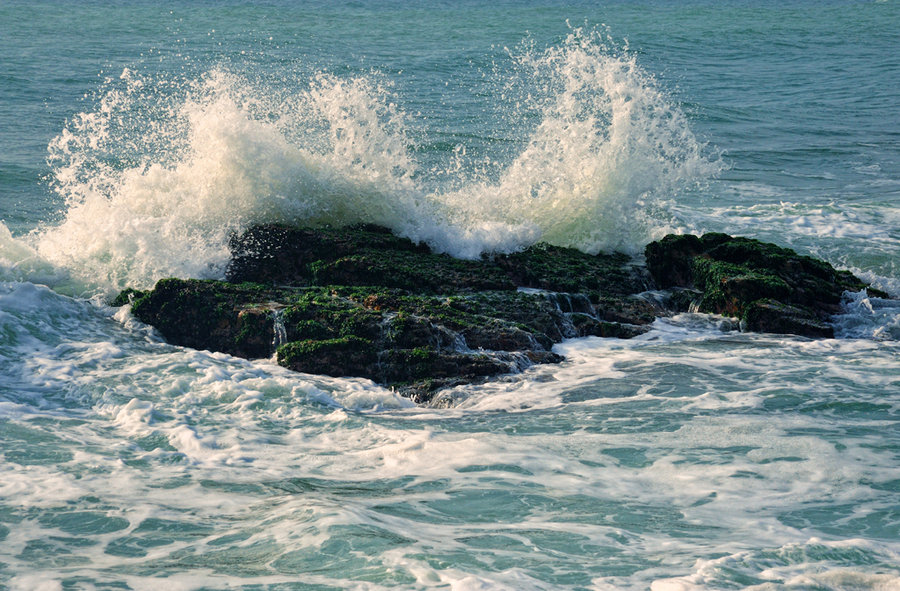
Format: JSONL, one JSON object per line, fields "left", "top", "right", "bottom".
{"left": 1, "top": 1, "right": 899, "bottom": 589}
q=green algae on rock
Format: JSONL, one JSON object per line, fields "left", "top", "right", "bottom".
{"left": 645, "top": 233, "right": 887, "bottom": 338}
{"left": 227, "top": 224, "right": 515, "bottom": 293}
{"left": 126, "top": 280, "right": 579, "bottom": 402}
{"left": 117, "top": 225, "right": 888, "bottom": 401}
{"left": 126, "top": 279, "right": 285, "bottom": 359}
{"left": 226, "top": 223, "right": 650, "bottom": 298}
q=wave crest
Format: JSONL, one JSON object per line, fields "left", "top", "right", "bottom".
{"left": 30, "top": 27, "right": 719, "bottom": 294}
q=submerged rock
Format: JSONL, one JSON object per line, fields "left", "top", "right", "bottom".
{"left": 116, "top": 225, "right": 887, "bottom": 400}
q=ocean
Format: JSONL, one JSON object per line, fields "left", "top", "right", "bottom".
{"left": 1, "top": 1, "right": 899, "bottom": 589}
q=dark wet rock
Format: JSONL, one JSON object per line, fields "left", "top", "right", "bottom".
{"left": 496, "top": 243, "right": 652, "bottom": 298}
{"left": 277, "top": 336, "right": 379, "bottom": 378}
{"left": 377, "top": 348, "right": 513, "bottom": 386}
{"left": 594, "top": 295, "right": 662, "bottom": 325}
{"left": 645, "top": 233, "right": 886, "bottom": 337}
{"left": 126, "top": 280, "right": 578, "bottom": 402}
{"left": 117, "top": 225, "right": 888, "bottom": 401}
{"left": 227, "top": 223, "right": 650, "bottom": 298}
{"left": 128, "top": 279, "right": 285, "bottom": 359}
{"left": 227, "top": 224, "right": 515, "bottom": 293}
{"left": 568, "top": 314, "right": 650, "bottom": 339}
{"left": 742, "top": 299, "right": 835, "bottom": 339}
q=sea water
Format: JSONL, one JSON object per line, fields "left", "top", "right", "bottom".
{"left": 1, "top": 1, "right": 899, "bottom": 589}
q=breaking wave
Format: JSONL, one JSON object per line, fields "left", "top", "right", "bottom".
{"left": 16, "top": 26, "right": 717, "bottom": 294}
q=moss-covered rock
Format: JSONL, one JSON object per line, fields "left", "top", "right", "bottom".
{"left": 119, "top": 279, "right": 598, "bottom": 402}
{"left": 742, "top": 299, "right": 834, "bottom": 338}
{"left": 281, "top": 290, "right": 384, "bottom": 342}
{"left": 644, "top": 233, "right": 719, "bottom": 288}
{"left": 226, "top": 223, "right": 648, "bottom": 297}
{"left": 277, "top": 336, "right": 378, "bottom": 377}
{"left": 113, "top": 225, "right": 889, "bottom": 401}
{"left": 227, "top": 224, "right": 426, "bottom": 286}
{"left": 692, "top": 258, "right": 792, "bottom": 315}
{"left": 227, "top": 223, "right": 515, "bottom": 293}
{"left": 645, "top": 232, "right": 885, "bottom": 337}
{"left": 110, "top": 288, "right": 146, "bottom": 308}
{"left": 129, "top": 278, "right": 282, "bottom": 359}
{"left": 497, "top": 243, "right": 651, "bottom": 298}
{"left": 378, "top": 348, "right": 512, "bottom": 383}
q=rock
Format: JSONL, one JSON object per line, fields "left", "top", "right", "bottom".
{"left": 128, "top": 279, "right": 284, "bottom": 359}
{"left": 742, "top": 299, "right": 834, "bottom": 338}
{"left": 593, "top": 295, "right": 662, "bottom": 325}
{"left": 568, "top": 314, "right": 649, "bottom": 339}
{"left": 643, "top": 233, "right": 716, "bottom": 288}
{"left": 496, "top": 243, "right": 652, "bottom": 298}
{"left": 116, "top": 225, "right": 889, "bottom": 401}
{"left": 126, "top": 280, "right": 585, "bottom": 402}
{"left": 277, "top": 336, "right": 378, "bottom": 377}
{"left": 227, "top": 223, "right": 650, "bottom": 297}
{"left": 645, "top": 233, "right": 887, "bottom": 337}
{"left": 227, "top": 224, "right": 515, "bottom": 293}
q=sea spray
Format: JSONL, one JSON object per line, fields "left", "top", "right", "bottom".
{"left": 30, "top": 28, "right": 717, "bottom": 295}
{"left": 436, "top": 26, "right": 718, "bottom": 255}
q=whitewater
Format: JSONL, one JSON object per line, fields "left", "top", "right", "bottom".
{"left": 1, "top": 1, "right": 899, "bottom": 589}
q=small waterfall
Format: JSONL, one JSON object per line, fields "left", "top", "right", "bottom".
{"left": 636, "top": 288, "right": 701, "bottom": 316}
{"left": 545, "top": 292, "right": 595, "bottom": 315}
{"left": 271, "top": 308, "right": 288, "bottom": 350}
{"left": 439, "top": 323, "right": 470, "bottom": 353}
{"left": 538, "top": 291, "right": 595, "bottom": 339}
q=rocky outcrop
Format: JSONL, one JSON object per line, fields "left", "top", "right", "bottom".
{"left": 226, "top": 223, "right": 653, "bottom": 299}
{"left": 114, "top": 225, "right": 887, "bottom": 401}
{"left": 644, "top": 232, "right": 886, "bottom": 338}
{"left": 118, "top": 281, "right": 620, "bottom": 402}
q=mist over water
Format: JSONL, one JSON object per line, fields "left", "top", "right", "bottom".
{"left": 14, "top": 27, "right": 717, "bottom": 294}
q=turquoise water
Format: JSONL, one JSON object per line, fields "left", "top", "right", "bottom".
{"left": 1, "top": 1, "right": 899, "bottom": 589}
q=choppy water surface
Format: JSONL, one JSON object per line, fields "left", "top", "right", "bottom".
{"left": 1, "top": 1, "right": 899, "bottom": 589}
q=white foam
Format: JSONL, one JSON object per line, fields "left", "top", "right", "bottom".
{"left": 433, "top": 27, "right": 717, "bottom": 256}
{"left": 833, "top": 289, "right": 900, "bottom": 340}
{"left": 651, "top": 539, "right": 900, "bottom": 591}
{"left": 24, "top": 28, "right": 716, "bottom": 295}
{"left": 3, "top": 307, "right": 899, "bottom": 589}
{"left": 0, "top": 223, "right": 71, "bottom": 289}
{"left": 8, "top": 575, "right": 63, "bottom": 591}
